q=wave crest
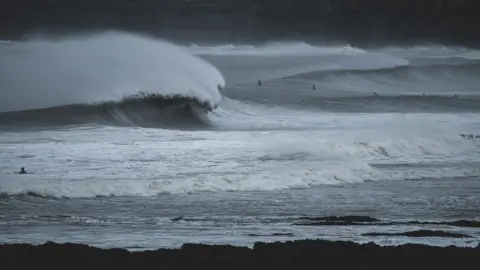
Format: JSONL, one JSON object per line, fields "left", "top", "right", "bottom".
{"left": 187, "top": 42, "right": 365, "bottom": 56}
{"left": 0, "top": 93, "right": 217, "bottom": 129}
{"left": 0, "top": 31, "right": 226, "bottom": 113}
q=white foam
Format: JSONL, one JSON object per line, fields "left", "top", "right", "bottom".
{"left": 0, "top": 31, "right": 226, "bottom": 112}
{"left": 187, "top": 42, "right": 365, "bottom": 56}
{"left": 1, "top": 115, "right": 477, "bottom": 199}
{"left": 0, "top": 159, "right": 379, "bottom": 198}
{"left": 377, "top": 45, "right": 480, "bottom": 60}
{"left": 1, "top": 155, "right": 477, "bottom": 199}
{"left": 258, "top": 134, "right": 476, "bottom": 161}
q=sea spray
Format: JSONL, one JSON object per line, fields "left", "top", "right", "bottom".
{"left": 0, "top": 31, "right": 225, "bottom": 112}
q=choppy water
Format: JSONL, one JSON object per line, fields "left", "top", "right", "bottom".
{"left": 1, "top": 32, "right": 479, "bottom": 250}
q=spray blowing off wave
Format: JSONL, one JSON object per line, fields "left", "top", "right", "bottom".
{"left": 187, "top": 42, "right": 365, "bottom": 56}
{"left": 0, "top": 31, "right": 226, "bottom": 114}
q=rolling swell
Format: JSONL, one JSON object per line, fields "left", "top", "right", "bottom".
{"left": 289, "top": 96, "right": 480, "bottom": 113}
{"left": 221, "top": 52, "right": 480, "bottom": 113}
{"left": 0, "top": 94, "right": 214, "bottom": 130}
{"left": 292, "top": 60, "right": 480, "bottom": 77}
{"left": 274, "top": 53, "right": 480, "bottom": 85}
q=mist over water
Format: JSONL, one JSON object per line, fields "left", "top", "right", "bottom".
{"left": 0, "top": 31, "right": 225, "bottom": 113}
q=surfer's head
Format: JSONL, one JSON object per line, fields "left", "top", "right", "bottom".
{"left": 217, "top": 84, "right": 224, "bottom": 91}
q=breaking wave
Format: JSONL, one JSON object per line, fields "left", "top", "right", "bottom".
{"left": 2, "top": 40, "right": 480, "bottom": 128}
{"left": 2, "top": 165, "right": 478, "bottom": 199}
{"left": 0, "top": 31, "right": 226, "bottom": 114}
{"left": 1, "top": 132, "right": 478, "bottom": 199}
{"left": 0, "top": 93, "right": 216, "bottom": 129}
{"left": 187, "top": 42, "right": 365, "bottom": 56}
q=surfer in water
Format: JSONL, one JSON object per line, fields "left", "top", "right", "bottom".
{"left": 17, "top": 167, "right": 27, "bottom": 174}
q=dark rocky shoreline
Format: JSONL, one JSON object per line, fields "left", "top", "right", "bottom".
{"left": 295, "top": 215, "right": 480, "bottom": 227}
{"left": 1, "top": 239, "right": 479, "bottom": 270}
{"left": 1, "top": 216, "right": 479, "bottom": 269}
{"left": 2, "top": 0, "right": 480, "bottom": 47}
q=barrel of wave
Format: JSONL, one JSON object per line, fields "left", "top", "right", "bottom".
{"left": 0, "top": 31, "right": 226, "bottom": 113}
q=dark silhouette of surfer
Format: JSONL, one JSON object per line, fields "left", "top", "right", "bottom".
{"left": 258, "top": 80, "right": 262, "bottom": 86}
{"left": 17, "top": 167, "right": 27, "bottom": 174}
{"left": 171, "top": 216, "right": 184, "bottom": 222}
{"left": 312, "top": 85, "right": 316, "bottom": 90}
{"left": 461, "top": 134, "right": 476, "bottom": 140}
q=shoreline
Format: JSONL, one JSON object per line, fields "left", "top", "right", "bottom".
{"left": 1, "top": 239, "right": 479, "bottom": 270}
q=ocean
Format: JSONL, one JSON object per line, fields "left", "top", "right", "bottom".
{"left": 0, "top": 32, "right": 479, "bottom": 250}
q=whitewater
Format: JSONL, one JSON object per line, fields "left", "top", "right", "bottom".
{"left": 0, "top": 31, "right": 479, "bottom": 250}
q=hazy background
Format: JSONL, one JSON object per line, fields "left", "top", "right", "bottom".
{"left": 2, "top": 0, "right": 480, "bottom": 47}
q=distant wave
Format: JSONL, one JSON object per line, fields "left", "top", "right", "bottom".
{"left": 282, "top": 59, "right": 480, "bottom": 94}
{"left": 223, "top": 90, "right": 480, "bottom": 114}
{"left": 187, "top": 42, "right": 365, "bottom": 56}
{"left": 188, "top": 42, "right": 480, "bottom": 59}
{"left": 283, "top": 59, "right": 480, "bottom": 102}
{"left": 278, "top": 96, "right": 480, "bottom": 113}
{"left": 191, "top": 42, "right": 480, "bottom": 112}
{"left": 195, "top": 43, "right": 411, "bottom": 87}
{"left": 0, "top": 93, "right": 216, "bottom": 129}
{"left": 287, "top": 59, "right": 480, "bottom": 78}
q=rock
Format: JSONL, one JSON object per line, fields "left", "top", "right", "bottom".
{"left": 1, "top": 239, "right": 479, "bottom": 270}
{"left": 362, "top": 230, "right": 472, "bottom": 238}
{"left": 295, "top": 216, "right": 480, "bottom": 228}
{"left": 299, "top": 215, "right": 380, "bottom": 223}
{"left": 446, "top": 220, "right": 480, "bottom": 228}
{"left": 247, "top": 233, "right": 295, "bottom": 237}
